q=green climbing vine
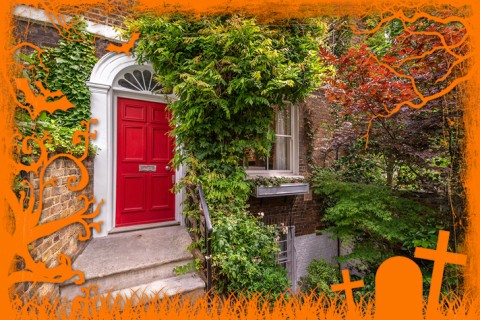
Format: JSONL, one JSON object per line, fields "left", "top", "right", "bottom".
{"left": 127, "top": 14, "right": 332, "bottom": 297}
{"left": 17, "top": 17, "right": 98, "bottom": 162}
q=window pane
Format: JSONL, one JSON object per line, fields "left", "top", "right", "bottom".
{"left": 244, "top": 106, "right": 293, "bottom": 172}
{"left": 274, "top": 107, "right": 291, "bottom": 136}
{"left": 245, "top": 148, "right": 267, "bottom": 170}
{"left": 272, "top": 136, "right": 291, "bottom": 170}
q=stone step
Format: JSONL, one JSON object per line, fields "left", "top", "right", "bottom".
{"left": 103, "top": 272, "right": 205, "bottom": 304}
{"left": 60, "top": 225, "right": 203, "bottom": 300}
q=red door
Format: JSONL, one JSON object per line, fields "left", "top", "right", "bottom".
{"left": 116, "top": 97, "right": 175, "bottom": 227}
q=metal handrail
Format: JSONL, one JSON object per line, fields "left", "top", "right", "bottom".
{"left": 197, "top": 183, "right": 213, "bottom": 292}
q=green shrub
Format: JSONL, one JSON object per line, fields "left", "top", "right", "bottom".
{"left": 311, "top": 167, "right": 445, "bottom": 293}
{"left": 212, "top": 212, "right": 289, "bottom": 298}
{"left": 128, "top": 15, "right": 332, "bottom": 296}
{"left": 298, "top": 259, "right": 340, "bottom": 297}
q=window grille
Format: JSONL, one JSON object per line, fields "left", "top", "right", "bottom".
{"left": 276, "top": 225, "right": 297, "bottom": 292}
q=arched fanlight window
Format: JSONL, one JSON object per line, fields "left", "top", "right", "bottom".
{"left": 116, "top": 68, "right": 162, "bottom": 93}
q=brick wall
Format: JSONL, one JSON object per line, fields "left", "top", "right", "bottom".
{"left": 247, "top": 91, "right": 336, "bottom": 237}
{"left": 301, "top": 89, "right": 338, "bottom": 168}
{"left": 11, "top": 9, "right": 118, "bottom": 300}
{"left": 13, "top": 1, "right": 135, "bottom": 57}
{"left": 14, "top": 19, "right": 61, "bottom": 49}
{"left": 12, "top": 158, "right": 94, "bottom": 300}
{"left": 14, "top": 19, "right": 117, "bottom": 58}
{"left": 80, "top": 2, "right": 134, "bottom": 29}
{"left": 249, "top": 193, "right": 326, "bottom": 237}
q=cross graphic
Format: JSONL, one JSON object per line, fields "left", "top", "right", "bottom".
{"left": 331, "top": 269, "right": 364, "bottom": 310}
{"left": 414, "top": 230, "right": 467, "bottom": 317}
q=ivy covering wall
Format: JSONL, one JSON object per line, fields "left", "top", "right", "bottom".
{"left": 127, "top": 14, "right": 332, "bottom": 296}
{"left": 17, "top": 18, "right": 98, "bottom": 161}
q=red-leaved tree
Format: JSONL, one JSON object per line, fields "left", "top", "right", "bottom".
{"left": 321, "top": 12, "right": 469, "bottom": 193}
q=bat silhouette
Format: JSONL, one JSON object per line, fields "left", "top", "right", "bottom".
{"left": 106, "top": 33, "right": 140, "bottom": 56}
{"left": 15, "top": 78, "right": 75, "bottom": 119}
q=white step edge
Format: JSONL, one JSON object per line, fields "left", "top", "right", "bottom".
{"left": 60, "top": 259, "right": 194, "bottom": 300}
{"left": 103, "top": 273, "right": 205, "bottom": 302}
{"left": 109, "top": 221, "right": 181, "bottom": 235}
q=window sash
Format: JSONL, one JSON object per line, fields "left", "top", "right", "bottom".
{"left": 245, "top": 105, "right": 297, "bottom": 173}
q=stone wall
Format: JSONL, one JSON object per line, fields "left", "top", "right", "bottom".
{"left": 294, "top": 233, "right": 338, "bottom": 287}
{"left": 12, "top": 157, "right": 94, "bottom": 300}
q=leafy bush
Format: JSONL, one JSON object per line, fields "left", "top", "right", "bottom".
{"left": 179, "top": 160, "right": 290, "bottom": 297}
{"left": 128, "top": 14, "right": 332, "bottom": 296}
{"left": 129, "top": 15, "right": 331, "bottom": 168}
{"left": 212, "top": 212, "right": 289, "bottom": 297}
{"left": 248, "top": 176, "right": 306, "bottom": 187}
{"left": 311, "top": 167, "right": 443, "bottom": 276}
{"left": 298, "top": 259, "right": 340, "bottom": 297}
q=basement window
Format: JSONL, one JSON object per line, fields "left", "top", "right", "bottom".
{"left": 276, "top": 225, "right": 297, "bottom": 292}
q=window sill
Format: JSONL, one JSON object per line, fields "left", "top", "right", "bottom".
{"left": 246, "top": 172, "right": 304, "bottom": 179}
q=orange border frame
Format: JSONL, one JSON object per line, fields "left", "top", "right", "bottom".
{"left": 1, "top": 0, "right": 479, "bottom": 318}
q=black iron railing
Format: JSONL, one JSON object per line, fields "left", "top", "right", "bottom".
{"left": 197, "top": 183, "right": 213, "bottom": 292}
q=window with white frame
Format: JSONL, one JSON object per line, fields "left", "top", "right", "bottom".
{"left": 244, "top": 104, "right": 299, "bottom": 175}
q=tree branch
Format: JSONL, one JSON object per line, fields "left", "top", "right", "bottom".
{"left": 27, "top": 196, "right": 103, "bottom": 243}
{"left": 8, "top": 254, "right": 84, "bottom": 286}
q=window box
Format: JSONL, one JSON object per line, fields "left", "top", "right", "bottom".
{"left": 253, "top": 182, "right": 309, "bottom": 198}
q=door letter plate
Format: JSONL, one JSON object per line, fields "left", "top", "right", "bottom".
{"left": 139, "top": 165, "right": 157, "bottom": 172}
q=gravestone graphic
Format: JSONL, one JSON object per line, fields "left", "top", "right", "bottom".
{"left": 330, "top": 231, "right": 467, "bottom": 320}
{"left": 375, "top": 256, "right": 423, "bottom": 320}
{"left": 331, "top": 269, "right": 364, "bottom": 310}
{"left": 415, "top": 230, "right": 467, "bottom": 319}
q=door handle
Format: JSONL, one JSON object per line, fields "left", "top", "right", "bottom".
{"left": 165, "top": 165, "right": 171, "bottom": 171}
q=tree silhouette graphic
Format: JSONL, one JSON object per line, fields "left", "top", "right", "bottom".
{"left": 6, "top": 76, "right": 103, "bottom": 297}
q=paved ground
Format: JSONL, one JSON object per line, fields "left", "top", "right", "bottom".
{"left": 72, "top": 225, "right": 194, "bottom": 279}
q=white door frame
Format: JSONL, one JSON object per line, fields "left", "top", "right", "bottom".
{"left": 87, "top": 52, "right": 184, "bottom": 237}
